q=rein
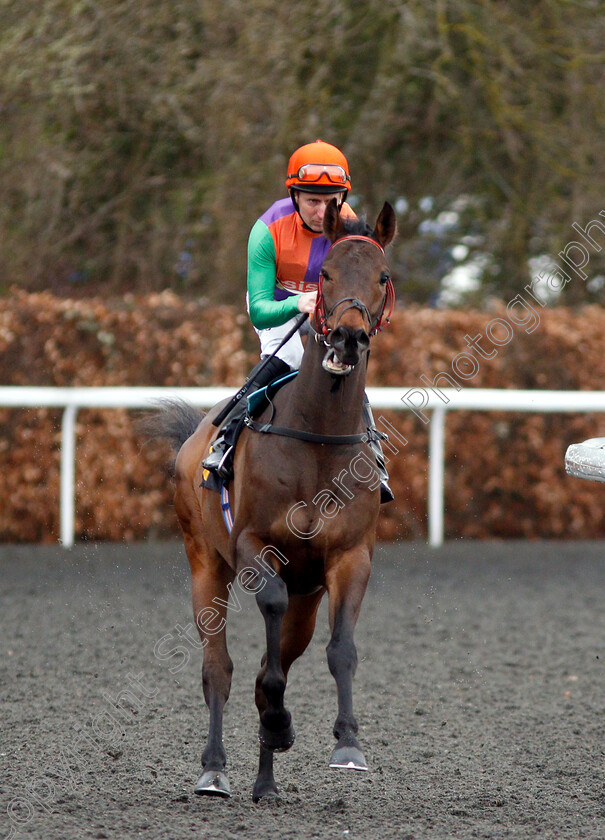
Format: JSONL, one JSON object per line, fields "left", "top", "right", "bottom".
{"left": 314, "top": 235, "right": 395, "bottom": 339}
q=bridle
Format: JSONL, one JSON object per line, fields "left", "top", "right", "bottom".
{"left": 242, "top": 234, "right": 395, "bottom": 447}
{"left": 313, "top": 235, "right": 395, "bottom": 342}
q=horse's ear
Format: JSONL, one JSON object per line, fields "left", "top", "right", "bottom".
{"left": 323, "top": 198, "right": 346, "bottom": 243}
{"left": 372, "top": 202, "right": 397, "bottom": 249}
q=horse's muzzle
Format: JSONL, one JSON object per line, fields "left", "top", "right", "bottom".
{"left": 323, "top": 326, "right": 370, "bottom": 374}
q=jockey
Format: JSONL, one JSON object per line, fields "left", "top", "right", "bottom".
{"left": 202, "top": 139, "right": 393, "bottom": 503}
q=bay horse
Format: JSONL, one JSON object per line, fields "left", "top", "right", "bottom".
{"left": 150, "top": 199, "right": 396, "bottom": 801}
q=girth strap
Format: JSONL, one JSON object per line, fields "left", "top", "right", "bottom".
{"left": 244, "top": 416, "right": 387, "bottom": 446}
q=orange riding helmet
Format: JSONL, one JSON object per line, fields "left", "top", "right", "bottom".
{"left": 286, "top": 140, "right": 351, "bottom": 195}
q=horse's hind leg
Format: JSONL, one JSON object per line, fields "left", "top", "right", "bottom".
{"left": 325, "top": 547, "right": 372, "bottom": 772}
{"left": 253, "top": 588, "right": 324, "bottom": 801}
{"left": 183, "top": 534, "right": 235, "bottom": 797}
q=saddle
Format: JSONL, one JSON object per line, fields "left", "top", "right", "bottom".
{"left": 200, "top": 371, "right": 298, "bottom": 493}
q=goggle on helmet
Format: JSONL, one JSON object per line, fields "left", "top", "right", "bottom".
{"left": 286, "top": 140, "right": 351, "bottom": 194}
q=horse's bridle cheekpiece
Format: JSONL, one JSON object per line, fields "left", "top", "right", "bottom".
{"left": 314, "top": 235, "right": 395, "bottom": 347}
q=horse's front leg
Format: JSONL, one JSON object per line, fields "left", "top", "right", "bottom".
{"left": 252, "top": 587, "right": 325, "bottom": 801}
{"left": 325, "top": 546, "right": 372, "bottom": 771}
{"left": 251, "top": 572, "right": 294, "bottom": 802}
{"left": 235, "top": 533, "right": 295, "bottom": 800}
{"left": 255, "top": 571, "right": 295, "bottom": 752}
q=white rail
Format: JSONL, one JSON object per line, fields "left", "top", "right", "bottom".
{"left": 2, "top": 386, "right": 605, "bottom": 548}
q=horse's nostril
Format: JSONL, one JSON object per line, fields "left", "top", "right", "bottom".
{"left": 328, "top": 325, "right": 370, "bottom": 367}
{"left": 330, "top": 326, "right": 346, "bottom": 347}
{"left": 355, "top": 329, "right": 370, "bottom": 349}
{"left": 331, "top": 325, "right": 367, "bottom": 342}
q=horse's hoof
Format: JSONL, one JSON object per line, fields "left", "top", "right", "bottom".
{"left": 194, "top": 769, "right": 231, "bottom": 797}
{"left": 252, "top": 784, "right": 280, "bottom": 803}
{"left": 329, "top": 745, "right": 368, "bottom": 771}
{"left": 259, "top": 722, "right": 296, "bottom": 752}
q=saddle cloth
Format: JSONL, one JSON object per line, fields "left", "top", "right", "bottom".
{"left": 200, "top": 371, "right": 298, "bottom": 493}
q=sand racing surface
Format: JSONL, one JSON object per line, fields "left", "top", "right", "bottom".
{"left": 1, "top": 540, "right": 605, "bottom": 839}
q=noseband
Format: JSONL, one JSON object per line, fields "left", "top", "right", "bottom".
{"left": 314, "top": 235, "right": 395, "bottom": 341}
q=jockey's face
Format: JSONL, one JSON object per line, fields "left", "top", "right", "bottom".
{"left": 296, "top": 191, "right": 345, "bottom": 233}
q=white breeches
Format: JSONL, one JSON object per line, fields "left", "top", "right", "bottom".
{"left": 247, "top": 295, "right": 309, "bottom": 370}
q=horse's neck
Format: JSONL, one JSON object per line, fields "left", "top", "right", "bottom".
{"left": 281, "top": 337, "right": 367, "bottom": 435}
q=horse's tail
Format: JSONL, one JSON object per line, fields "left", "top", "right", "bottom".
{"left": 138, "top": 399, "right": 205, "bottom": 470}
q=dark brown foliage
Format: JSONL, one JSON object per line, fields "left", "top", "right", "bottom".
{"left": 1, "top": 1, "right": 604, "bottom": 302}
{"left": 1, "top": 292, "right": 603, "bottom": 542}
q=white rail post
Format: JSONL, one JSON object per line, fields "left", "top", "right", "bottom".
{"left": 2, "top": 386, "right": 605, "bottom": 548}
{"left": 60, "top": 404, "right": 78, "bottom": 548}
{"left": 428, "top": 407, "right": 446, "bottom": 547}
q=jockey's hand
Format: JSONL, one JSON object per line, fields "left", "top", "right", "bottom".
{"left": 296, "top": 291, "right": 318, "bottom": 315}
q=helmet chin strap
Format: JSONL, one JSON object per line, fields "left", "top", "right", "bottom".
{"left": 289, "top": 190, "right": 312, "bottom": 230}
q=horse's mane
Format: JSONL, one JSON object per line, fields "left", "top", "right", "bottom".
{"left": 338, "top": 217, "right": 376, "bottom": 240}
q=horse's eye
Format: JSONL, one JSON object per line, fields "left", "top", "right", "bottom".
{"left": 379, "top": 272, "right": 390, "bottom": 286}
{"left": 320, "top": 269, "right": 331, "bottom": 282}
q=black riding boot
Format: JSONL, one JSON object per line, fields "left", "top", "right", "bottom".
{"left": 202, "top": 356, "right": 291, "bottom": 481}
{"left": 362, "top": 395, "right": 395, "bottom": 504}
